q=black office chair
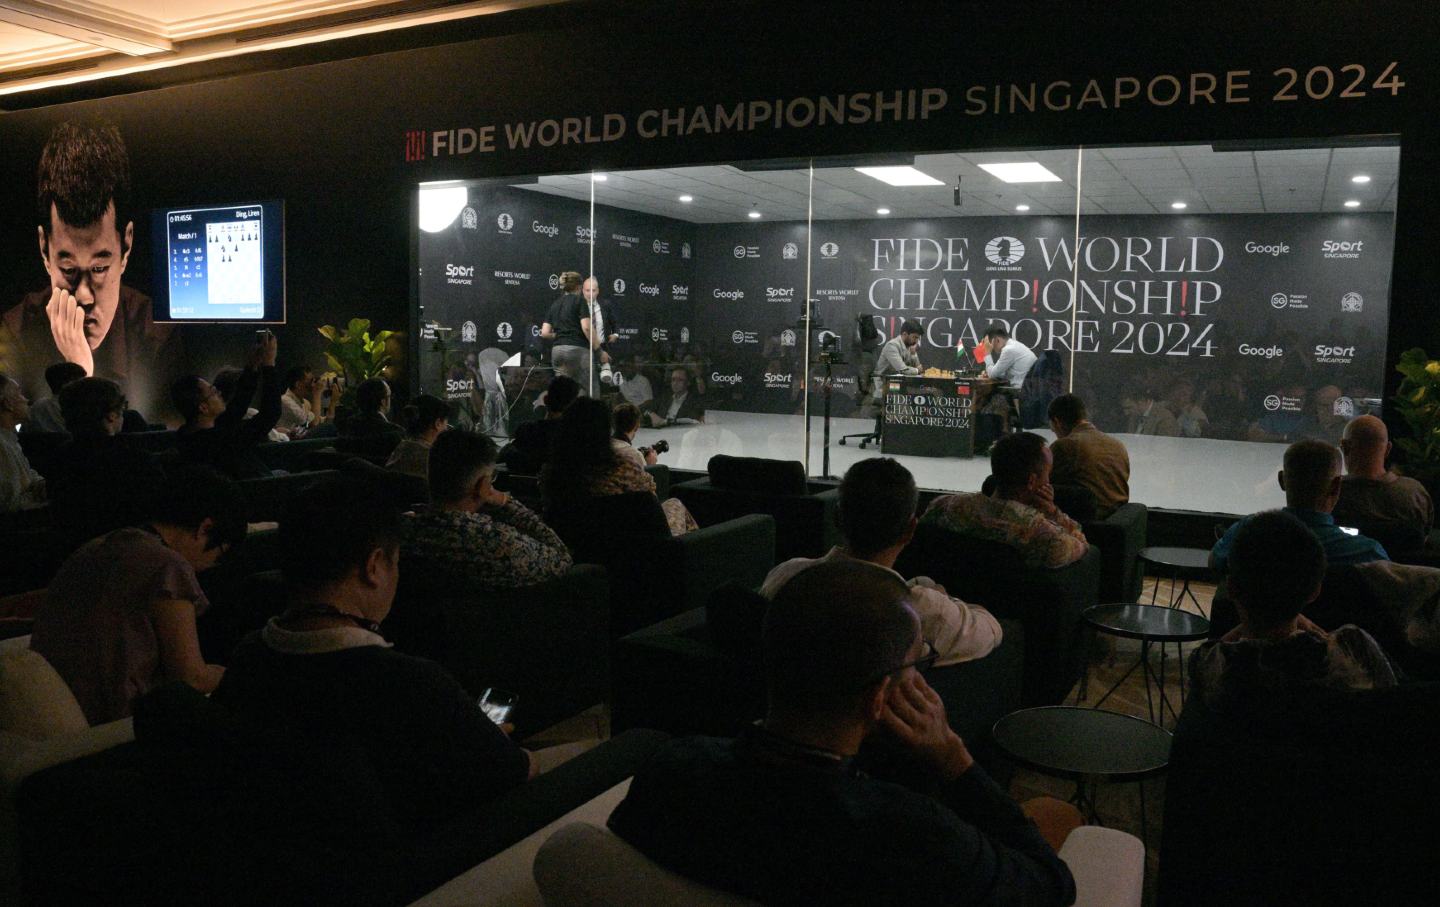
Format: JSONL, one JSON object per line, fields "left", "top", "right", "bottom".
{"left": 839, "top": 402, "right": 882, "bottom": 449}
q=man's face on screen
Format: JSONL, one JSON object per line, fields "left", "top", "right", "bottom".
{"left": 38, "top": 202, "right": 132, "bottom": 350}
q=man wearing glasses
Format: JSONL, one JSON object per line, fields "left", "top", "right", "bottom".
{"left": 0, "top": 122, "right": 185, "bottom": 422}
{"left": 609, "top": 560, "right": 1079, "bottom": 905}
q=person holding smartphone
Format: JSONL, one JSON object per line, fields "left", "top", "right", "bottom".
{"left": 171, "top": 330, "right": 283, "bottom": 478}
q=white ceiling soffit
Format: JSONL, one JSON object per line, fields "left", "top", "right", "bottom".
{"left": 522, "top": 144, "right": 1401, "bottom": 223}
{"left": 0, "top": 0, "right": 563, "bottom": 95}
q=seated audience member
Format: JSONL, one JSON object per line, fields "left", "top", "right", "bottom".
{"left": 644, "top": 367, "right": 705, "bottom": 428}
{"left": 1, "top": 372, "right": 46, "bottom": 510}
{"left": 49, "top": 376, "right": 166, "bottom": 541}
{"left": 1190, "top": 509, "right": 1397, "bottom": 710}
{"left": 212, "top": 367, "right": 286, "bottom": 443}
{"left": 1121, "top": 387, "right": 1180, "bottom": 436}
{"left": 277, "top": 365, "right": 338, "bottom": 438}
{"left": 1048, "top": 393, "right": 1130, "bottom": 519}
{"left": 542, "top": 397, "right": 697, "bottom": 536}
{"left": 343, "top": 377, "right": 404, "bottom": 442}
{"left": 401, "top": 429, "right": 572, "bottom": 589}
{"left": 611, "top": 402, "right": 656, "bottom": 467}
{"left": 761, "top": 457, "right": 1002, "bottom": 665}
{"left": 212, "top": 477, "right": 534, "bottom": 828}
{"left": 385, "top": 394, "right": 451, "bottom": 479}
{"left": 1211, "top": 439, "right": 1389, "bottom": 572}
{"left": 608, "top": 560, "right": 1079, "bottom": 904}
{"left": 172, "top": 332, "right": 282, "bottom": 478}
{"left": 25, "top": 361, "right": 87, "bottom": 433}
{"left": 498, "top": 374, "right": 579, "bottom": 475}
{"left": 1333, "top": 414, "right": 1434, "bottom": 546}
{"left": 1297, "top": 384, "right": 1348, "bottom": 445}
{"left": 29, "top": 466, "right": 241, "bottom": 725}
{"left": 1165, "top": 378, "right": 1209, "bottom": 438}
{"left": 922, "top": 432, "right": 1089, "bottom": 568}
{"left": 617, "top": 355, "right": 654, "bottom": 408}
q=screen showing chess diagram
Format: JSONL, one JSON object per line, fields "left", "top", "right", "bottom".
{"left": 165, "top": 205, "right": 265, "bottom": 318}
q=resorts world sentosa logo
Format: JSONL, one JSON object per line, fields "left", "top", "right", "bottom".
{"left": 461, "top": 321, "right": 477, "bottom": 343}
{"left": 680, "top": 327, "right": 690, "bottom": 343}
{"left": 984, "top": 236, "right": 1026, "bottom": 267}
{"left": 1341, "top": 291, "right": 1364, "bottom": 312}
{"left": 781, "top": 329, "right": 797, "bottom": 347}
{"left": 681, "top": 242, "right": 692, "bottom": 259}
{"left": 496, "top": 212, "right": 514, "bottom": 233}
{"left": 783, "top": 242, "right": 799, "bottom": 260}
{"left": 460, "top": 207, "right": 477, "bottom": 230}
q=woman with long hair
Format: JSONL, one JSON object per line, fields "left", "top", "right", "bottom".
{"left": 541, "top": 398, "right": 696, "bottom": 535}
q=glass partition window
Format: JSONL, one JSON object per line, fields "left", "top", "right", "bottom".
{"left": 412, "top": 138, "right": 1398, "bottom": 512}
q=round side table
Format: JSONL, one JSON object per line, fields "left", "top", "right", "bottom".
{"left": 993, "top": 705, "right": 1172, "bottom": 840}
{"left": 1138, "top": 546, "right": 1213, "bottom": 614}
{"left": 1079, "top": 603, "right": 1211, "bottom": 725}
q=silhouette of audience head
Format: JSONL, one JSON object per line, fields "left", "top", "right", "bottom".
{"left": 1226, "top": 509, "right": 1325, "bottom": 633}
{"left": 60, "top": 376, "right": 126, "bottom": 436}
{"left": 838, "top": 457, "right": 918, "bottom": 558}
{"left": 1279, "top": 440, "right": 1343, "bottom": 512}
{"left": 763, "top": 559, "right": 921, "bottom": 724}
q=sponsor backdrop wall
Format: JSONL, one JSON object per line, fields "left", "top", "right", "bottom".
{"left": 418, "top": 186, "right": 1392, "bottom": 434}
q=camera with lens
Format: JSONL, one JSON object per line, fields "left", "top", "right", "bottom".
{"left": 639, "top": 439, "right": 670, "bottom": 457}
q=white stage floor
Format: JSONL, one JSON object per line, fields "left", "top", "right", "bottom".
{"left": 634, "top": 410, "right": 1287, "bottom": 516}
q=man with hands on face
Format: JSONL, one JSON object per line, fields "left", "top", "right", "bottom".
{"left": 0, "top": 122, "right": 183, "bottom": 421}
{"left": 871, "top": 319, "right": 923, "bottom": 398}
{"left": 921, "top": 431, "right": 1089, "bottom": 569}
{"left": 608, "top": 560, "right": 1079, "bottom": 906}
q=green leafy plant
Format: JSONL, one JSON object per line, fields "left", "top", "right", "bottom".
{"left": 319, "top": 318, "right": 396, "bottom": 407}
{"left": 1393, "top": 347, "right": 1440, "bottom": 483}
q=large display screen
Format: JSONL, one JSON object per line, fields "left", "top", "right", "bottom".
{"left": 150, "top": 200, "right": 285, "bottom": 322}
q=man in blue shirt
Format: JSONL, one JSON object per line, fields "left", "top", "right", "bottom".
{"left": 1211, "top": 439, "right": 1389, "bottom": 572}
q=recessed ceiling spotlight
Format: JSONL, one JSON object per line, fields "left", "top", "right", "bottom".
{"left": 591, "top": 173, "right": 608, "bottom": 182}
{"left": 1344, "top": 199, "right": 1361, "bottom": 208}
{"left": 1016, "top": 204, "right": 1031, "bottom": 212}
{"left": 1351, "top": 174, "right": 1371, "bottom": 184}
{"left": 1170, "top": 201, "right": 1188, "bottom": 210}
{"left": 854, "top": 166, "right": 944, "bottom": 186}
{"left": 678, "top": 194, "right": 694, "bottom": 203}
{"left": 977, "top": 162, "right": 1063, "bottom": 183}
{"left": 876, "top": 207, "right": 891, "bottom": 215}
{"left": 748, "top": 211, "right": 762, "bottom": 219}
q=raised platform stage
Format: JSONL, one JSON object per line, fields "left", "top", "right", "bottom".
{"left": 634, "top": 410, "right": 1287, "bottom": 517}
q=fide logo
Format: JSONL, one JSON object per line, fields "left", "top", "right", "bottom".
{"left": 912, "top": 396, "right": 928, "bottom": 406}
{"left": 984, "top": 236, "right": 1025, "bottom": 266}
{"left": 548, "top": 273, "right": 562, "bottom": 290}
{"left": 782, "top": 242, "right": 799, "bottom": 260}
{"left": 460, "top": 207, "right": 477, "bottom": 230}
{"left": 496, "top": 212, "right": 514, "bottom": 233}
{"left": 781, "top": 329, "right": 797, "bottom": 348}
{"left": 613, "top": 278, "right": 626, "bottom": 294}
{"left": 820, "top": 242, "right": 840, "bottom": 259}
{"left": 460, "top": 321, "right": 477, "bottom": 343}
{"left": 496, "top": 322, "right": 513, "bottom": 341}
{"left": 1341, "top": 291, "right": 1364, "bottom": 312}
{"left": 1264, "top": 395, "right": 1282, "bottom": 412}
{"left": 1271, "top": 293, "right": 1289, "bottom": 309}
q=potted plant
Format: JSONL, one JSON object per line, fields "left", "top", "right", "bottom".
{"left": 1392, "top": 347, "right": 1440, "bottom": 494}
{"left": 319, "top": 318, "right": 398, "bottom": 412}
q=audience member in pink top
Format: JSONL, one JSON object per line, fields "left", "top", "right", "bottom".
{"left": 29, "top": 466, "right": 245, "bottom": 724}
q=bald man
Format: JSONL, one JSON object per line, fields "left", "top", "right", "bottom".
{"left": 1334, "top": 415, "right": 1434, "bottom": 548}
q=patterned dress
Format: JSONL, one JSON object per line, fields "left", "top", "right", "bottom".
{"left": 600, "top": 440, "right": 698, "bottom": 536}
{"left": 400, "top": 500, "right": 573, "bottom": 589}
{"left": 920, "top": 492, "right": 1088, "bottom": 568}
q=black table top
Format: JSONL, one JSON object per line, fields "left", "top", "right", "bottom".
{"left": 992, "top": 706, "right": 1173, "bottom": 781}
{"left": 1139, "top": 546, "right": 1213, "bottom": 571}
{"left": 1082, "top": 604, "right": 1212, "bottom": 642}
